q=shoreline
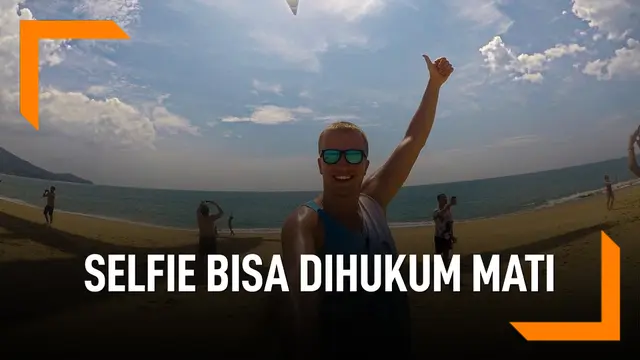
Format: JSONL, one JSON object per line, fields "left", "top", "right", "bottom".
{"left": 1, "top": 179, "right": 638, "bottom": 234}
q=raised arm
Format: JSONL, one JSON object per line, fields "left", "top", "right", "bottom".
{"left": 363, "top": 55, "right": 454, "bottom": 209}
{"left": 206, "top": 200, "right": 224, "bottom": 219}
{"left": 628, "top": 127, "right": 640, "bottom": 178}
{"left": 280, "top": 207, "right": 320, "bottom": 357}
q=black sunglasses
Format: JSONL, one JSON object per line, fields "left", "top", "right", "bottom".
{"left": 320, "top": 149, "right": 367, "bottom": 165}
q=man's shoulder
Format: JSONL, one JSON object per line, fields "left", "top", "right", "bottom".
{"left": 282, "top": 204, "right": 318, "bottom": 232}
{"left": 281, "top": 205, "right": 320, "bottom": 250}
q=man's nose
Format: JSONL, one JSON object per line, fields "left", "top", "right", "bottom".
{"left": 335, "top": 155, "right": 354, "bottom": 167}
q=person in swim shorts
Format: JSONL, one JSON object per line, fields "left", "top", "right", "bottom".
{"left": 628, "top": 126, "right": 640, "bottom": 178}
{"left": 42, "top": 186, "right": 56, "bottom": 226}
{"left": 604, "top": 175, "right": 614, "bottom": 210}
{"left": 280, "top": 54, "right": 454, "bottom": 358}
{"left": 228, "top": 212, "right": 235, "bottom": 236}
{"left": 433, "top": 193, "right": 457, "bottom": 265}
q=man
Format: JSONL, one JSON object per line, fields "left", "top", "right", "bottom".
{"left": 628, "top": 126, "right": 640, "bottom": 177}
{"left": 197, "top": 200, "right": 224, "bottom": 256}
{"left": 604, "top": 175, "right": 614, "bottom": 210}
{"left": 228, "top": 212, "right": 235, "bottom": 236}
{"left": 42, "top": 186, "right": 56, "bottom": 226}
{"left": 433, "top": 194, "right": 457, "bottom": 265}
{"left": 281, "top": 54, "right": 453, "bottom": 358}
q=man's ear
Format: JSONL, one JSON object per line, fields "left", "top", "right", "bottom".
{"left": 365, "top": 159, "right": 370, "bottom": 174}
{"left": 317, "top": 157, "right": 323, "bottom": 175}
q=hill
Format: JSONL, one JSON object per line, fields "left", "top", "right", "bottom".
{"left": 0, "top": 147, "right": 93, "bottom": 184}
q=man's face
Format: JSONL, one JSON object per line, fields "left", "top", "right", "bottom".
{"left": 438, "top": 194, "right": 447, "bottom": 207}
{"left": 317, "top": 129, "right": 369, "bottom": 196}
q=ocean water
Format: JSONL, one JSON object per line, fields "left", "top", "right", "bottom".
{"left": 0, "top": 157, "right": 636, "bottom": 232}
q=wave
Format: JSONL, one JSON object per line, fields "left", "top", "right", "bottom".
{"left": 534, "top": 178, "right": 640, "bottom": 210}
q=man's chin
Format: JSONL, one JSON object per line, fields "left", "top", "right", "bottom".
{"left": 326, "top": 183, "right": 362, "bottom": 196}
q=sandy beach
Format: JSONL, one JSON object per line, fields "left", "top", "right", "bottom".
{"left": 1, "top": 186, "right": 639, "bottom": 355}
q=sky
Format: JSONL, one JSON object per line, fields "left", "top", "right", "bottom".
{"left": 0, "top": 0, "right": 639, "bottom": 191}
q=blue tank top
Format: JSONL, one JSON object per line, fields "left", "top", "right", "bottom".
{"left": 304, "top": 194, "right": 411, "bottom": 357}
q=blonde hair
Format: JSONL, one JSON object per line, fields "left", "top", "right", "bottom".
{"left": 318, "top": 121, "right": 369, "bottom": 155}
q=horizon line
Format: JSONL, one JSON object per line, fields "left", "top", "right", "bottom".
{"left": 1, "top": 155, "right": 629, "bottom": 193}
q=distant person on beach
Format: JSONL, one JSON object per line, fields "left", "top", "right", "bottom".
{"left": 628, "top": 126, "right": 640, "bottom": 178}
{"left": 450, "top": 196, "right": 457, "bottom": 242}
{"left": 197, "top": 200, "right": 224, "bottom": 256}
{"left": 42, "top": 186, "right": 56, "bottom": 226}
{"left": 604, "top": 175, "right": 614, "bottom": 210}
{"left": 433, "top": 193, "right": 457, "bottom": 264}
{"left": 228, "top": 213, "right": 235, "bottom": 236}
{"left": 280, "top": 54, "right": 453, "bottom": 357}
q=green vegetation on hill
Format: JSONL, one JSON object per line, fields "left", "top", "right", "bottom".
{"left": 0, "top": 147, "right": 93, "bottom": 184}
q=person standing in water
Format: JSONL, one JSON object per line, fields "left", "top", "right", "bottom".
{"left": 228, "top": 212, "right": 235, "bottom": 236}
{"left": 42, "top": 186, "right": 56, "bottom": 226}
{"left": 604, "top": 175, "right": 614, "bottom": 210}
{"left": 280, "top": 54, "right": 453, "bottom": 357}
{"left": 628, "top": 126, "right": 640, "bottom": 178}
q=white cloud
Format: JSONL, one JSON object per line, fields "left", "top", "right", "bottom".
{"left": 517, "top": 73, "right": 544, "bottom": 83}
{"left": 0, "top": 1, "right": 65, "bottom": 73}
{"left": 479, "top": 36, "right": 586, "bottom": 82}
{"left": 200, "top": 0, "right": 395, "bottom": 72}
{"left": 314, "top": 114, "right": 360, "bottom": 122}
{"left": 86, "top": 85, "right": 109, "bottom": 96}
{"left": 72, "top": 0, "right": 141, "bottom": 30}
{"left": 38, "top": 89, "right": 156, "bottom": 148}
{"left": 583, "top": 38, "right": 640, "bottom": 80}
{"left": 486, "top": 135, "right": 541, "bottom": 148}
{"left": 149, "top": 105, "right": 200, "bottom": 137}
{"left": 0, "top": 0, "right": 197, "bottom": 150}
{"left": 284, "top": 0, "right": 387, "bottom": 21}
{"left": 447, "top": 0, "right": 513, "bottom": 34}
{"left": 251, "top": 79, "right": 283, "bottom": 95}
{"left": 220, "top": 105, "right": 313, "bottom": 125}
{"left": 571, "top": 0, "right": 638, "bottom": 41}
{"left": 222, "top": 130, "right": 242, "bottom": 139}
{"left": 299, "top": 90, "right": 312, "bottom": 98}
